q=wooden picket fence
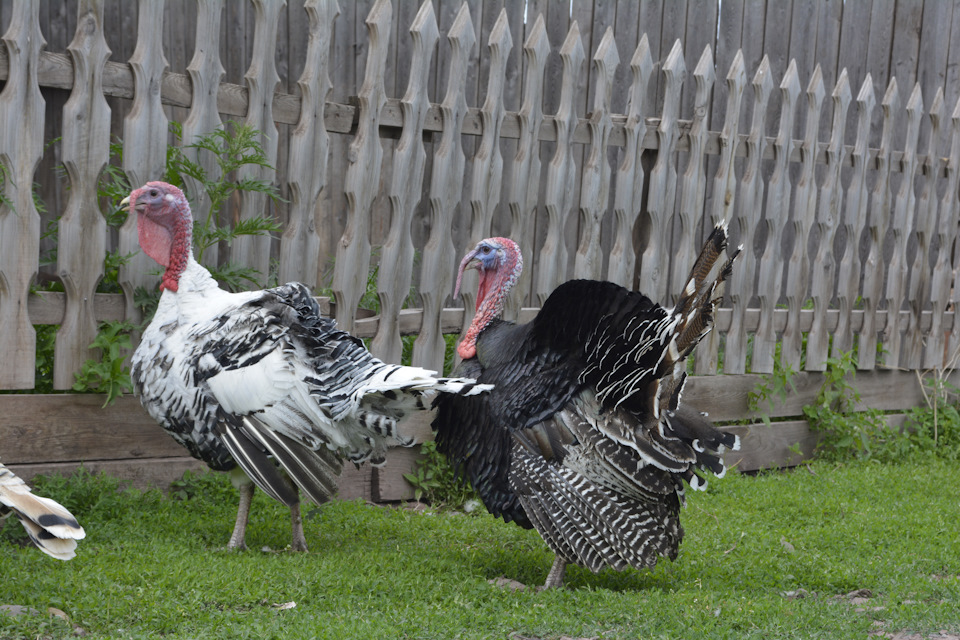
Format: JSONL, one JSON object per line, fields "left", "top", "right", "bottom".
{"left": 1, "top": 0, "right": 959, "bottom": 498}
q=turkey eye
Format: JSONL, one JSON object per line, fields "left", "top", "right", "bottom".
{"left": 480, "top": 246, "right": 492, "bottom": 255}
{"left": 149, "top": 189, "right": 158, "bottom": 197}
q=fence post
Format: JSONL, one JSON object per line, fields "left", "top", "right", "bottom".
{"left": 882, "top": 84, "right": 923, "bottom": 369}
{"left": 904, "top": 88, "right": 944, "bottom": 369}
{"left": 806, "top": 69, "right": 851, "bottom": 371}
{"left": 181, "top": 0, "right": 225, "bottom": 271}
{"left": 931, "top": 96, "right": 960, "bottom": 367}
{"left": 457, "top": 9, "right": 512, "bottom": 336}
{"left": 668, "top": 43, "right": 712, "bottom": 300}
{"left": 534, "top": 22, "right": 583, "bottom": 306}
{"left": 118, "top": 0, "right": 168, "bottom": 327}
{"left": 231, "top": 0, "right": 284, "bottom": 285}
{"left": 695, "top": 50, "right": 745, "bottom": 375}
{"left": 637, "top": 39, "right": 684, "bottom": 303}
{"left": 832, "top": 74, "right": 875, "bottom": 359}
{"left": 371, "top": 0, "right": 439, "bottom": 364}
{"left": 859, "top": 79, "right": 899, "bottom": 370}
{"left": 331, "top": 0, "right": 391, "bottom": 335}
{"left": 412, "top": 2, "right": 475, "bottom": 372}
{"left": 0, "top": 0, "right": 45, "bottom": 390}
{"left": 573, "top": 27, "right": 618, "bottom": 282}
{"left": 608, "top": 35, "right": 654, "bottom": 290}
{"left": 54, "top": 0, "right": 112, "bottom": 390}
{"left": 503, "top": 13, "right": 548, "bottom": 317}
{"left": 754, "top": 60, "right": 801, "bottom": 374}
{"left": 282, "top": 0, "right": 338, "bottom": 290}
{"left": 726, "top": 55, "right": 774, "bottom": 374}
{"left": 781, "top": 65, "right": 824, "bottom": 372}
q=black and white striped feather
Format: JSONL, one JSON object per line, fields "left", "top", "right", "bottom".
{"left": 435, "top": 223, "right": 740, "bottom": 575}
{"left": 1, "top": 461, "right": 85, "bottom": 560}
{"left": 133, "top": 257, "right": 490, "bottom": 509}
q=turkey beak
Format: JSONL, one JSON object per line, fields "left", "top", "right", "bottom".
{"left": 453, "top": 248, "right": 481, "bottom": 299}
{"left": 117, "top": 194, "right": 133, "bottom": 220}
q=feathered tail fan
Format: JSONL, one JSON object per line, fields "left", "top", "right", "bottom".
{"left": 672, "top": 222, "right": 741, "bottom": 357}
{"left": 0, "top": 462, "right": 85, "bottom": 560}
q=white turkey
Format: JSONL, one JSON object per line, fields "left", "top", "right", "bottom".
{"left": 1, "top": 461, "right": 85, "bottom": 560}
{"left": 125, "top": 181, "right": 490, "bottom": 551}
{"left": 433, "top": 223, "right": 741, "bottom": 588}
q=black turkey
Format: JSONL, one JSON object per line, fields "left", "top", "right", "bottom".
{"left": 434, "top": 224, "right": 740, "bottom": 588}
{"left": 126, "top": 181, "right": 489, "bottom": 551}
{"left": 1, "top": 461, "right": 85, "bottom": 560}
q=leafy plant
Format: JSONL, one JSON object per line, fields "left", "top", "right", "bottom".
{"left": 403, "top": 440, "right": 479, "bottom": 509}
{"left": 748, "top": 345, "right": 798, "bottom": 427}
{"left": 801, "top": 350, "right": 888, "bottom": 462}
{"left": 72, "top": 320, "right": 136, "bottom": 406}
{"left": 165, "top": 121, "right": 282, "bottom": 289}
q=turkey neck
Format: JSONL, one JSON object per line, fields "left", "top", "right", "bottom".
{"left": 157, "top": 199, "right": 193, "bottom": 293}
{"left": 458, "top": 253, "right": 521, "bottom": 361}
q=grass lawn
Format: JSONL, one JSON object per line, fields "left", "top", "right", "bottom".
{"left": 1, "top": 458, "right": 959, "bottom": 639}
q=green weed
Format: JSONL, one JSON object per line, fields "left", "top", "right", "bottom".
{"left": 403, "top": 440, "right": 479, "bottom": 509}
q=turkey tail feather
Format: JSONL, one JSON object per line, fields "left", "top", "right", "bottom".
{"left": 240, "top": 415, "right": 342, "bottom": 506}
{"left": 216, "top": 417, "right": 300, "bottom": 507}
{"left": 673, "top": 223, "right": 740, "bottom": 356}
{"left": 0, "top": 462, "right": 85, "bottom": 560}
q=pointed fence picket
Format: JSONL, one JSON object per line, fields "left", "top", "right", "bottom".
{"left": 53, "top": 0, "right": 111, "bottom": 391}
{"left": 534, "top": 21, "right": 582, "bottom": 306}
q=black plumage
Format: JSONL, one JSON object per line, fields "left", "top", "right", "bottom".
{"left": 434, "top": 224, "right": 740, "bottom": 587}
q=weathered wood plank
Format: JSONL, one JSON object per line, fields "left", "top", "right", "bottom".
{"left": 6, "top": 458, "right": 209, "bottom": 492}
{"left": 782, "top": 66, "right": 824, "bottom": 372}
{"left": 725, "top": 55, "right": 773, "bottom": 374}
{"left": 280, "top": 0, "right": 337, "bottom": 289}
{"left": 502, "top": 13, "right": 547, "bottom": 317}
{"left": 882, "top": 84, "right": 923, "bottom": 369}
{"left": 331, "top": 0, "right": 390, "bottom": 335}
{"left": 719, "top": 421, "right": 818, "bottom": 473}
{"left": 933, "top": 96, "right": 960, "bottom": 367}
{"left": 695, "top": 50, "right": 745, "bottom": 375}
{"left": 753, "top": 60, "right": 801, "bottom": 374}
{"left": 411, "top": 2, "right": 474, "bottom": 372}
{"left": 831, "top": 73, "right": 875, "bottom": 359}
{"left": 684, "top": 369, "right": 954, "bottom": 423}
{"left": 231, "top": 0, "right": 284, "bottom": 285}
{"left": 533, "top": 21, "right": 582, "bottom": 305}
{"left": 607, "top": 34, "right": 654, "bottom": 289}
{"left": 806, "top": 69, "right": 851, "bottom": 371}
{"left": 668, "top": 43, "right": 712, "bottom": 298}
{"left": 457, "top": 9, "right": 511, "bottom": 340}
{"left": 53, "top": 0, "right": 111, "bottom": 391}
{"left": 859, "top": 79, "right": 899, "bottom": 370}
{"left": 904, "top": 88, "right": 944, "bottom": 369}
{"left": 118, "top": 0, "right": 167, "bottom": 328}
{"left": 573, "top": 27, "right": 618, "bottom": 281}
{"left": 889, "top": 0, "right": 923, "bottom": 146}
{"left": 0, "top": 395, "right": 184, "bottom": 464}
{"left": 637, "top": 39, "right": 684, "bottom": 303}
{"left": 371, "top": 1, "right": 439, "bottom": 363}
{"left": 180, "top": 0, "right": 225, "bottom": 270}
{"left": 0, "top": 1, "right": 45, "bottom": 389}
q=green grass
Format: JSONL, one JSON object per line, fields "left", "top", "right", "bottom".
{"left": 2, "top": 460, "right": 959, "bottom": 639}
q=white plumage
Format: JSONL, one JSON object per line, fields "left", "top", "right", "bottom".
{"left": 127, "top": 181, "right": 489, "bottom": 550}
{"left": 0, "top": 462, "right": 85, "bottom": 560}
